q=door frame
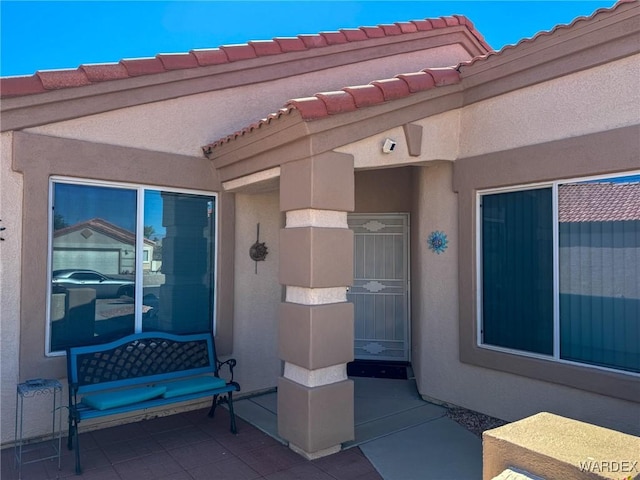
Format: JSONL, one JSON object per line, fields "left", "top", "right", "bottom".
{"left": 348, "top": 212, "right": 411, "bottom": 362}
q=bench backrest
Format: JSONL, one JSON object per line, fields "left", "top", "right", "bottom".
{"left": 67, "top": 332, "right": 216, "bottom": 394}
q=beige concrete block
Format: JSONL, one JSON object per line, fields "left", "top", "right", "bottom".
{"left": 279, "top": 227, "right": 353, "bottom": 288}
{"left": 277, "top": 377, "right": 354, "bottom": 453}
{"left": 483, "top": 412, "right": 640, "bottom": 480}
{"left": 280, "top": 152, "right": 354, "bottom": 212}
{"left": 279, "top": 302, "right": 354, "bottom": 370}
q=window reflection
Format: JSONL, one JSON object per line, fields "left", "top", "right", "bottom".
{"left": 50, "top": 184, "right": 137, "bottom": 350}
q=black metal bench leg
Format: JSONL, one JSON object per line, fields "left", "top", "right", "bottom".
{"left": 227, "top": 391, "right": 237, "bottom": 434}
{"left": 73, "top": 422, "right": 82, "bottom": 475}
{"left": 208, "top": 394, "right": 219, "bottom": 418}
{"left": 67, "top": 419, "right": 74, "bottom": 450}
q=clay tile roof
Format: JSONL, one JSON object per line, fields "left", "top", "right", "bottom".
{"left": 157, "top": 53, "right": 199, "bottom": 70}
{"left": 558, "top": 182, "right": 640, "bottom": 222}
{"left": 319, "top": 31, "right": 349, "bottom": 45}
{"left": 37, "top": 69, "right": 91, "bottom": 89}
{"left": 191, "top": 48, "right": 230, "bottom": 66}
{"left": 379, "top": 24, "right": 403, "bottom": 36}
{"left": 249, "top": 40, "right": 283, "bottom": 56}
{"left": 359, "top": 26, "right": 386, "bottom": 38}
{"left": 273, "top": 37, "right": 307, "bottom": 52}
{"left": 339, "top": 29, "right": 369, "bottom": 42}
{"left": 342, "top": 84, "right": 386, "bottom": 107}
{"left": 297, "top": 34, "right": 329, "bottom": 49}
{"left": 458, "top": 0, "right": 633, "bottom": 70}
{"left": 80, "top": 63, "right": 129, "bottom": 82}
{"left": 371, "top": 77, "right": 412, "bottom": 100}
{"left": 316, "top": 91, "right": 358, "bottom": 114}
{"left": 1, "top": 13, "right": 488, "bottom": 99}
{"left": 203, "top": 66, "right": 460, "bottom": 153}
{"left": 220, "top": 44, "right": 257, "bottom": 61}
{"left": 120, "top": 58, "right": 165, "bottom": 76}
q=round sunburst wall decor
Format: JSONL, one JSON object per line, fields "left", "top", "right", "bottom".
{"left": 427, "top": 230, "right": 448, "bottom": 254}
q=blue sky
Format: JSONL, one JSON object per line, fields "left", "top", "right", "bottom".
{"left": 1, "top": 1, "right": 616, "bottom": 77}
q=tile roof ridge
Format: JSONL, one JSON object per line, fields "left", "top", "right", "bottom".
{"left": 202, "top": 67, "right": 460, "bottom": 154}
{"left": 1, "top": 14, "right": 488, "bottom": 99}
{"left": 457, "top": 0, "right": 635, "bottom": 70}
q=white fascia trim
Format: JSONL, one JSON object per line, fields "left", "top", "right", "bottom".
{"left": 222, "top": 167, "right": 280, "bottom": 192}
{"left": 286, "top": 286, "right": 347, "bottom": 305}
{"left": 284, "top": 362, "right": 348, "bottom": 388}
{"left": 285, "top": 209, "right": 348, "bottom": 229}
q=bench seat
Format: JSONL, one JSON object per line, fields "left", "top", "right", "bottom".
{"left": 66, "top": 332, "right": 240, "bottom": 474}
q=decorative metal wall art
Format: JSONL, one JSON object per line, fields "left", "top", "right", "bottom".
{"left": 427, "top": 230, "right": 448, "bottom": 254}
{"left": 250, "top": 223, "right": 268, "bottom": 273}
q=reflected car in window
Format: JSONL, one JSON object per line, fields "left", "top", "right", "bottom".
{"left": 52, "top": 269, "right": 135, "bottom": 298}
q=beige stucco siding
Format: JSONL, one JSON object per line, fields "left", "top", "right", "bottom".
{"left": 338, "top": 110, "right": 461, "bottom": 168}
{"left": 0, "top": 132, "right": 22, "bottom": 443}
{"left": 232, "top": 192, "right": 283, "bottom": 393}
{"left": 410, "top": 163, "right": 640, "bottom": 436}
{"left": 459, "top": 54, "right": 640, "bottom": 159}
{"left": 26, "top": 45, "right": 471, "bottom": 158}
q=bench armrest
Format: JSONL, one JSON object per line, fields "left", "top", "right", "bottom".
{"left": 217, "top": 358, "right": 237, "bottom": 383}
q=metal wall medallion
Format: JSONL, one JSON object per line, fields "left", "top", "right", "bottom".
{"left": 427, "top": 230, "right": 448, "bottom": 254}
{"left": 250, "top": 223, "right": 268, "bottom": 272}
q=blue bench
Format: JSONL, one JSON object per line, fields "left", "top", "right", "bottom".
{"left": 66, "top": 331, "right": 240, "bottom": 474}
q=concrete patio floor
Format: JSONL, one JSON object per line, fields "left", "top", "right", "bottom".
{"left": 1, "top": 406, "right": 381, "bottom": 480}
{"left": 1, "top": 377, "right": 483, "bottom": 479}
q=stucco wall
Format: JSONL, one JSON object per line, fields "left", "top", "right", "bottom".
{"left": 231, "top": 191, "right": 283, "bottom": 393}
{"left": 26, "top": 45, "right": 471, "bottom": 158}
{"left": 459, "top": 54, "right": 640, "bottom": 159}
{"left": 0, "top": 132, "right": 22, "bottom": 444}
{"left": 411, "top": 163, "right": 640, "bottom": 436}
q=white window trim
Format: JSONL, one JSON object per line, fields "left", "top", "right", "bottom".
{"left": 45, "top": 176, "right": 219, "bottom": 356}
{"left": 476, "top": 170, "right": 640, "bottom": 378}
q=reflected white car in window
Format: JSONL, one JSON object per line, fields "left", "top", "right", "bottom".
{"left": 52, "top": 269, "right": 135, "bottom": 298}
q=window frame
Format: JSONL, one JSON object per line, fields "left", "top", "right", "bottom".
{"left": 45, "top": 176, "right": 219, "bottom": 357}
{"left": 476, "top": 171, "right": 640, "bottom": 377}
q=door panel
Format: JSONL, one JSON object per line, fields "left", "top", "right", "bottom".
{"left": 348, "top": 214, "right": 409, "bottom": 361}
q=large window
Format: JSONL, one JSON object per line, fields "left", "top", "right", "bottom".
{"left": 48, "top": 179, "right": 217, "bottom": 354}
{"left": 479, "top": 173, "right": 639, "bottom": 374}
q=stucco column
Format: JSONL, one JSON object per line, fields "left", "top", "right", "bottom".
{"left": 277, "top": 152, "right": 355, "bottom": 459}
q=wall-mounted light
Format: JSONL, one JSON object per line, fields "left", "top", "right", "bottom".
{"left": 382, "top": 138, "right": 397, "bottom": 154}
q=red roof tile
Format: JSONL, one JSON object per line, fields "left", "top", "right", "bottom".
{"left": 191, "top": 48, "right": 229, "bottom": 66}
{"left": 220, "top": 44, "right": 257, "bottom": 61}
{"left": 372, "top": 77, "right": 412, "bottom": 100}
{"left": 120, "top": 58, "right": 165, "bottom": 76}
{"left": 320, "top": 31, "right": 349, "bottom": 45}
{"left": 380, "top": 24, "right": 403, "bottom": 36}
{"left": 203, "top": 66, "right": 460, "bottom": 152}
{"left": 249, "top": 41, "right": 283, "bottom": 56}
{"left": 339, "top": 29, "right": 369, "bottom": 42}
{"left": 274, "top": 38, "right": 307, "bottom": 52}
{"left": 36, "top": 69, "right": 91, "bottom": 89}
{"left": 297, "top": 34, "right": 329, "bottom": 49}
{"left": 1, "top": 13, "right": 489, "bottom": 99}
{"left": 157, "top": 53, "right": 199, "bottom": 70}
{"left": 459, "top": 0, "right": 634, "bottom": 69}
{"left": 359, "top": 26, "right": 387, "bottom": 38}
{"left": 80, "top": 63, "right": 129, "bottom": 82}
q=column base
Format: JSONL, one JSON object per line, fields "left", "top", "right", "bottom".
{"left": 289, "top": 442, "right": 341, "bottom": 460}
{"left": 277, "top": 377, "right": 354, "bottom": 453}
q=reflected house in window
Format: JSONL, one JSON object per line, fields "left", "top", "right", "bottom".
{"left": 558, "top": 181, "right": 640, "bottom": 371}
{"left": 53, "top": 218, "right": 155, "bottom": 275}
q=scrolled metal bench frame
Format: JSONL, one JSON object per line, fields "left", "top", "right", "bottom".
{"left": 66, "top": 331, "right": 240, "bottom": 474}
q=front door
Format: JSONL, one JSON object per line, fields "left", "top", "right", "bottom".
{"left": 347, "top": 214, "right": 410, "bottom": 362}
